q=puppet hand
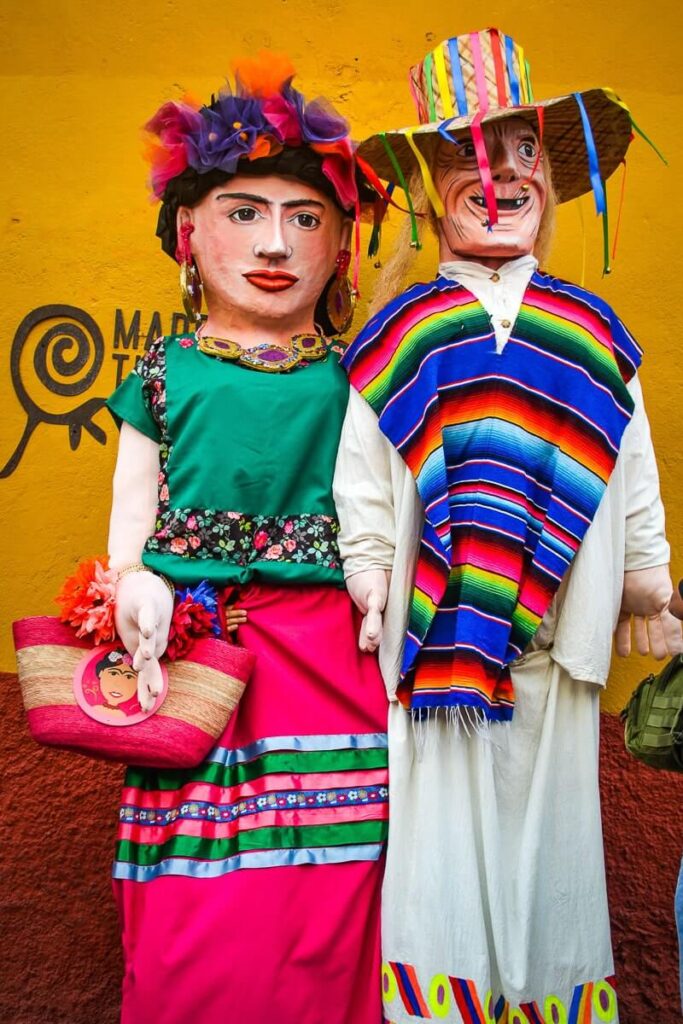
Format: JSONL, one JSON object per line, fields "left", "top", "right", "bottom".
{"left": 614, "top": 565, "right": 682, "bottom": 659}
{"left": 346, "top": 569, "right": 390, "bottom": 653}
{"left": 115, "top": 571, "right": 174, "bottom": 710}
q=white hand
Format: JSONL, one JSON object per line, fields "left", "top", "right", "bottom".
{"left": 346, "top": 569, "right": 390, "bottom": 653}
{"left": 115, "top": 572, "right": 174, "bottom": 710}
{"left": 615, "top": 565, "right": 683, "bottom": 659}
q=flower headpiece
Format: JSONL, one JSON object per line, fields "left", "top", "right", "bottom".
{"left": 144, "top": 53, "right": 360, "bottom": 212}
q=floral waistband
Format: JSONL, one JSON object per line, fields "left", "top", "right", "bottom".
{"left": 145, "top": 509, "right": 341, "bottom": 570}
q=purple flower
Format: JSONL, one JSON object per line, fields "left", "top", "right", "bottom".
{"left": 279, "top": 84, "right": 349, "bottom": 144}
{"left": 186, "top": 95, "right": 273, "bottom": 174}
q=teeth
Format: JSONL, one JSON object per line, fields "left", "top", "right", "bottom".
{"left": 470, "top": 196, "right": 528, "bottom": 209}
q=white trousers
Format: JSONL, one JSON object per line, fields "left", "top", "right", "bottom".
{"left": 382, "top": 651, "right": 618, "bottom": 1023}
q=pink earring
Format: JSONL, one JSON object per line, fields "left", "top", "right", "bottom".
{"left": 176, "top": 222, "right": 203, "bottom": 326}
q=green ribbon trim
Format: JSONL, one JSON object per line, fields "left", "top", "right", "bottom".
{"left": 116, "top": 820, "right": 388, "bottom": 866}
{"left": 379, "top": 132, "right": 422, "bottom": 250}
{"left": 601, "top": 177, "right": 611, "bottom": 276}
{"left": 630, "top": 118, "right": 668, "bottom": 165}
{"left": 125, "top": 747, "right": 389, "bottom": 792}
{"left": 423, "top": 51, "right": 437, "bottom": 121}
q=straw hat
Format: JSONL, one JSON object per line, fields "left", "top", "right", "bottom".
{"left": 358, "top": 28, "right": 633, "bottom": 206}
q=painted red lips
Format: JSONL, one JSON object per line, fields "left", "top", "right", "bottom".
{"left": 243, "top": 271, "right": 299, "bottom": 292}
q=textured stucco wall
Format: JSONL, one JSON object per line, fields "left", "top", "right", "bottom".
{"left": 3, "top": 676, "right": 681, "bottom": 1023}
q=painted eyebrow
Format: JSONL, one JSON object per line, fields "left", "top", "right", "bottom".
{"left": 215, "top": 192, "right": 325, "bottom": 209}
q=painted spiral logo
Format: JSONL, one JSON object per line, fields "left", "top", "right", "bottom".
{"left": 1, "top": 304, "right": 108, "bottom": 477}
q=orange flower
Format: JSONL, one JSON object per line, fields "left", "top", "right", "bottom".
{"left": 55, "top": 555, "right": 118, "bottom": 644}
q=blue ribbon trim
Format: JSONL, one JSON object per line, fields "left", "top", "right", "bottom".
{"left": 448, "top": 37, "right": 469, "bottom": 116}
{"left": 573, "top": 92, "right": 606, "bottom": 216}
{"left": 207, "top": 731, "right": 389, "bottom": 766}
{"left": 505, "top": 35, "right": 521, "bottom": 106}
{"left": 437, "top": 118, "right": 464, "bottom": 147}
{"left": 112, "top": 843, "right": 386, "bottom": 882}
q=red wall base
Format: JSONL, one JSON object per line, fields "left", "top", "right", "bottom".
{"left": 600, "top": 711, "right": 682, "bottom": 1022}
{"left": 1, "top": 672, "right": 681, "bottom": 1023}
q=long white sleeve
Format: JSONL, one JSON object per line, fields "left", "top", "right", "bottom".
{"left": 622, "top": 374, "right": 669, "bottom": 570}
{"left": 333, "top": 388, "right": 397, "bottom": 575}
{"left": 334, "top": 388, "right": 424, "bottom": 698}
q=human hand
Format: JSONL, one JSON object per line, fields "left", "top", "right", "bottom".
{"left": 115, "top": 571, "right": 174, "bottom": 710}
{"left": 615, "top": 565, "right": 683, "bottom": 659}
{"left": 669, "top": 581, "right": 683, "bottom": 621}
{"left": 345, "top": 569, "right": 390, "bottom": 653}
{"left": 225, "top": 605, "right": 248, "bottom": 634}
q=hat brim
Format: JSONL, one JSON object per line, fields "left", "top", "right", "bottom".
{"left": 358, "top": 88, "right": 632, "bottom": 205}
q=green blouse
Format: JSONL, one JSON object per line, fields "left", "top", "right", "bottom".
{"left": 107, "top": 334, "right": 349, "bottom": 587}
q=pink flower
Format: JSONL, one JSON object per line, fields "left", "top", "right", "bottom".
{"left": 170, "top": 537, "right": 188, "bottom": 554}
{"left": 188, "top": 535, "right": 201, "bottom": 549}
{"left": 253, "top": 530, "right": 269, "bottom": 550}
{"left": 179, "top": 336, "right": 194, "bottom": 348}
{"left": 283, "top": 539, "right": 296, "bottom": 552}
{"left": 284, "top": 520, "right": 294, "bottom": 534}
{"left": 159, "top": 484, "right": 169, "bottom": 502}
{"left": 265, "top": 544, "right": 283, "bottom": 560}
{"left": 158, "top": 471, "right": 165, "bottom": 486}
{"left": 186, "top": 515, "right": 197, "bottom": 530}
{"left": 227, "top": 511, "right": 242, "bottom": 520}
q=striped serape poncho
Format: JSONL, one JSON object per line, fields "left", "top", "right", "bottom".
{"left": 342, "top": 270, "right": 642, "bottom": 721}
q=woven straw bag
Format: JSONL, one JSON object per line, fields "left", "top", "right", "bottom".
{"left": 13, "top": 616, "right": 255, "bottom": 768}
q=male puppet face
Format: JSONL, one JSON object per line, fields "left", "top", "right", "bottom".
{"left": 433, "top": 117, "right": 548, "bottom": 266}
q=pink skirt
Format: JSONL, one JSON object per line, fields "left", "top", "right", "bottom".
{"left": 113, "top": 583, "right": 388, "bottom": 1024}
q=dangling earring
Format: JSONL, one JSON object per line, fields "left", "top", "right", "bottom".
{"left": 176, "top": 222, "right": 203, "bottom": 326}
{"left": 325, "top": 249, "right": 356, "bottom": 335}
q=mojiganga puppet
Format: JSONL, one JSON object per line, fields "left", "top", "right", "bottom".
{"left": 105, "top": 55, "right": 388, "bottom": 1024}
{"left": 334, "top": 28, "right": 681, "bottom": 1021}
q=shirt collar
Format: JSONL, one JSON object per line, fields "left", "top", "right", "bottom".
{"left": 438, "top": 254, "right": 538, "bottom": 285}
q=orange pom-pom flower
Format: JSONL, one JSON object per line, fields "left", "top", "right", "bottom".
{"left": 56, "top": 556, "right": 118, "bottom": 644}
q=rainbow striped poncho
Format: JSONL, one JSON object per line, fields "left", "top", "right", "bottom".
{"left": 342, "top": 271, "right": 642, "bottom": 721}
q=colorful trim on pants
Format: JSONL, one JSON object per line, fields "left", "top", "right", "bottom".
{"left": 382, "top": 961, "right": 618, "bottom": 1023}
{"left": 113, "top": 732, "right": 389, "bottom": 881}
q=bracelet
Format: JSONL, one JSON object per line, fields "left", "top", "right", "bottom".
{"left": 117, "top": 562, "right": 176, "bottom": 599}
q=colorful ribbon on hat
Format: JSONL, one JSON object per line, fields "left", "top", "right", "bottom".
{"left": 573, "top": 92, "right": 611, "bottom": 274}
{"left": 379, "top": 133, "right": 421, "bottom": 249}
{"left": 405, "top": 130, "right": 445, "bottom": 218}
{"left": 470, "top": 112, "right": 498, "bottom": 229}
{"left": 601, "top": 86, "right": 667, "bottom": 165}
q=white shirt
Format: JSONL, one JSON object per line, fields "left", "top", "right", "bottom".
{"left": 438, "top": 254, "right": 538, "bottom": 352}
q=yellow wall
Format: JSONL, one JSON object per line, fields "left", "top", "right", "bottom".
{"left": 2, "top": 0, "right": 681, "bottom": 711}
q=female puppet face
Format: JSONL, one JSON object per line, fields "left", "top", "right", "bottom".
{"left": 98, "top": 663, "right": 138, "bottom": 706}
{"left": 182, "top": 174, "right": 350, "bottom": 332}
{"left": 433, "top": 117, "right": 547, "bottom": 264}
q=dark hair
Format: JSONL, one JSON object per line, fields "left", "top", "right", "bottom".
{"left": 156, "top": 146, "right": 375, "bottom": 259}
{"left": 95, "top": 650, "right": 132, "bottom": 676}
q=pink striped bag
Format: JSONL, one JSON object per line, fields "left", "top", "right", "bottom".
{"left": 13, "top": 616, "right": 254, "bottom": 768}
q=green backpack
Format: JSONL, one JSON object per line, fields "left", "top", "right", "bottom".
{"left": 621, "top": 654, "right": 683, "bottom": 772}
